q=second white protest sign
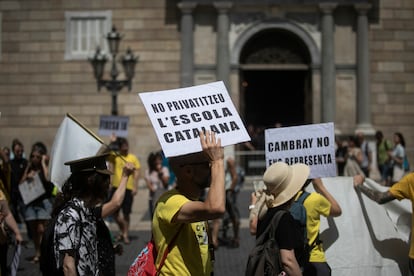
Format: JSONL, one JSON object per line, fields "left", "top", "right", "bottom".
{"left": 265, "top": 122, "right": 337, "bottom": 178}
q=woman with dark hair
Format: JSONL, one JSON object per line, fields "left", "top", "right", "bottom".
{"left": 387, "top": 132, "right": 407, "bottom": 185}
{"left": 52, "top": 154, "right": 134, "bottom": 275}
{"left": 20, "top": 144, "right": 54, "bottom": 263}
{"left": 144, "top": 151, "right": 169, "bottom": 219}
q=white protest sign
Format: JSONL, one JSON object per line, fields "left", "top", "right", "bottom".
{"left": 98, "top": 115, "right": 129, "bottom": 137}
{"left": 18, "top": 173, "right": 45, "bottom": 205}
{"left": 265, "top": 122, "right": 336, "bottom": 178}
{"left": 139, "top": 81, "right": 251, "bottom": 157}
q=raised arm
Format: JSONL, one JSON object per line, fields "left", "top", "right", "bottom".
{"left": 101, "top": 162, "right": 135, "bottom": 218}
{"left": 41, "top": 155, "right": 49, "bottom": 180}
{"left": 249, "top": 192, "right": 258, "bottom": 236}
{"left": 353, "top": 174, "right": 396, "bottom": 204}
{"left": 19, "top": 164, "right": 31, "bottom": 184}
{"left": 173, "top": 131, "right": 225, "bottom": 223}
{"left": 200, "top": 131, "right": 225, "bottom": 216}
{"left": 312, "top": 178, "right": 342, "bottom": 216}
{"left": 249, "top": 190, "right": 267, "bottom": 236}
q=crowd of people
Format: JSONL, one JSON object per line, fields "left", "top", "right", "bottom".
{"left": 0, "top": 137, "right": 145, "bottom": 275}
{"left": 0, "top": 127, "right": 412, "bottom": 275}
{"left": 336, "top": 130, "right": 409, "bottom": 186}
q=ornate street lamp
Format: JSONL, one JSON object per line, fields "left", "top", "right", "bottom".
{"left": 89, "top": 26, "right": 138, "bottom": 115}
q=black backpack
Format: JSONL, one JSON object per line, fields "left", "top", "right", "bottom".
{"left": 245, "top": 210, "right": 286, "bottom": 276}
{"left": 289, "top": 191, "right": 312, "bottom": 269}
{"left": 39, "top": 202, "right": 82, "bottom": 276}
{"left": 290, "top": 191, "right": 309, "bottom": 240}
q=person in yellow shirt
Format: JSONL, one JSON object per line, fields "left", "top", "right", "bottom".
{"left": 108, "top": 137, "right": 140, "bottom": 244}
{"left": 354, "top": 173, "right": 414, "bottom": 276}
{"left": 152, "top": 131, "right": 224, "bottom": 275}
{"left": 302, "top": 178, "right": 342, "bottom": 276}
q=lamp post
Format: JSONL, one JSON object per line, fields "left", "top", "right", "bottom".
{"left": 89, "top": 26, "right": 138, "bottom": 115}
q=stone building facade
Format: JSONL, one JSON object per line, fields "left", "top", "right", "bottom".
{"left": 0, "top": 0, "right": 413, "bottom": 172}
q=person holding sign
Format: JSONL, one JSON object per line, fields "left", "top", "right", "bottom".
{"left": 152, "top": 130, "right": 224, "bottom": 275}
{"left": 301, "top": 178, "right": 342, "bottom": 276}
{"left": 19, "top": 144, "right": 54, "bottom": 264}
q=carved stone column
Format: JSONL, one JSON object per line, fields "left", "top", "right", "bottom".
{"left": 355, "top": 3, "right": 374, "bottom": 133}
{"left": 319, "top": 3, "right": 337, "bottom": 123}
{"left": 214, "top": 2, "right": 232, "bottom": 88}
{"left": 178, "top": 2, "right": 197, "bottom": 87}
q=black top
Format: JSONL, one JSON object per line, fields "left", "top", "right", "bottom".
{"left": 257, "top": 207, "right": 304, "bottom": 263}
{"left": 94, "top": 205, "right": 116, "bottom": 276}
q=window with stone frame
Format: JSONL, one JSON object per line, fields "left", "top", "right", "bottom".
{"left": 64, "top": 11, "right": 112, "bottom": 60}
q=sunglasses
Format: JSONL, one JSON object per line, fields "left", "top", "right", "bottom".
{"left": 180, "top": 161, "right": 211, "bottom": 168}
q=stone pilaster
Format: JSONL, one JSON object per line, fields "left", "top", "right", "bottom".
{"left": 355, "top": 3, "right": 375, "bottom": 135}
{"left": 214, "top": 2, "right": 232, "bottom": 89}
{"left": 319, "top": 3, "right": 337, "bottom": 123}
{"left": 178, "top": 2, "right": 197, "bottom": 88}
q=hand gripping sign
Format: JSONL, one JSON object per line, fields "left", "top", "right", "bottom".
{"left": 139, "top": 81, "right": 251, "bottom": 157}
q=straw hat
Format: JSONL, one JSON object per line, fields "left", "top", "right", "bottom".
{"left": 263, "top": 162, "right": 310, "bottom": 207}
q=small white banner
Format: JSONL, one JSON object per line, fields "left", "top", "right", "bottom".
{"left": 98, "top": 115, "right": 129, "bottom": 137}
{"left": 49, "top": 114, "right": 103, "bottom": 190}
{"left": 265, "top": 122, "right": 336, "bottom": 178}
{"left": 18, "top": 173, "right": 45, "bottom": 205}
{"left": 139, "top": 81, "right": 251, "bottom": 157}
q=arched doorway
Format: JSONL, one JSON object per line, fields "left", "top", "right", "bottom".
{"left": 239, "top": 28, "right": 313, "bottom": 131}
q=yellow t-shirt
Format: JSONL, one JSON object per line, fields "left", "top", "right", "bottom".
{"left": 302, "top": 192, "right": 331, "bottom": 262}
{"left": 152, "top": 189, "right": 212, "bottom": 276}
{"left": 0, "top": 162, "right": 10, "bottom": 202}
{"left": 389, "top": 172, "right": 414, "bottom": 259}
{"left": 110, "top": 153, "right": 140, "bottom": 190}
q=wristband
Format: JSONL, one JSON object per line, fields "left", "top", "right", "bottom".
{"left": 248, "top": 204, "right": 255, "bottom": 210}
